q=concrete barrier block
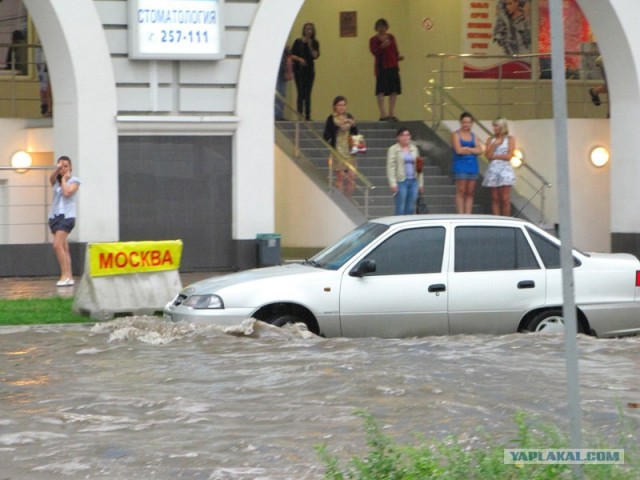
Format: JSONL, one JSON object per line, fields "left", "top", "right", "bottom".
{"left": 72, "top": 270, "right": 181, "bottom": 320}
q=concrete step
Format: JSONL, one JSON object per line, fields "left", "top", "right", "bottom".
{"left": 309, "top": 163, "right": 444, "bottom": 175}
{"left": 290, "top": 138, "right": 399, "bottom": 149}
{"left": 312, "top": 167, "right": 453, "bottom": 186}
{"left": 352, "top": 192, "right": 455, "bottom": 205}
{"left": 349, "top": 176, "right": 455, "bottom": 190}
{"left": 276, "top": 119, "right": 460, "bottom": 219}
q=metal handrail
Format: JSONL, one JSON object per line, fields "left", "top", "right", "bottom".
{"left": 427, "top": 79, "right": 551, "bottom": 180}
{"left": 424, "top": 50, "right": 605, "bottom": 123}
{"left": 275, "top": 92, "right": 375, "bottom": 217}
{"left": 0, "top": 166, "right": 55, "bottom": 243}
{"left": 0, "top": 41, "right": 45, "bottom": 117}
{"left": 425, "top": 79, "right": 552, "bottom": 224}
{"left": 425, "top": 51, "right": 598, "bottom": 61}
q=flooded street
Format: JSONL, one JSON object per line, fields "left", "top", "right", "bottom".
{"left": 1, "top": 318, "right": 639, "bottom": 479}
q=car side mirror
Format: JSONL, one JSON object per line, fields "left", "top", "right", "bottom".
{"left": 349, "top": 259, "right": 376, "bottom": 277}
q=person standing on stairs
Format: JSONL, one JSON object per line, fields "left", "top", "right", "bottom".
{"left": 323, "top": 96, "right": 359, "bottom": 198}
{"left": 451, "top": 112, "right": 484, "bottom": 214}
{"left": 275, "top": 45, "right": 292, "bottom": 121}
{"left": 387, "top": 127, "right": 423, "bottom": 215}
{"left": 291, "top": 22, "right": 320, "bottom": 121}
{"left": 482, "top": 117, "right": 516, "bottom": 216}
{"left": 369, "top": 18, "right": 403, "bottom": 122}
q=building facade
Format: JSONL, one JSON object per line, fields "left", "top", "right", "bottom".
{"left": 1, "top": 0, "right": 640, "bottom": 275}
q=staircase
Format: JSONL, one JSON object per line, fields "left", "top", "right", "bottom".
{"left": 276, "top": 120, "right": 468, "bottom": 220}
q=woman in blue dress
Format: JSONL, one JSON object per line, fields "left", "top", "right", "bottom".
{"left": 451, "top": 112, "right": 484, "bottom": 214}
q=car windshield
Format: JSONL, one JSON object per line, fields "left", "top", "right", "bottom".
{"left": 309, "top": 222, "right": 389, "bottom": 270}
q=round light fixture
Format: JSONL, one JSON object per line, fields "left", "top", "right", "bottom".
{"left": 11, "top": 151, "right": 32, "bottom": 172}
{"left": 510, "top": 148, "right": 524, "bottom": 168}
{"left": 590, "top": 146, "right": 609, "bottom": 167}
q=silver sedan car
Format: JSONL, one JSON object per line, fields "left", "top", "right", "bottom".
{"left": 164, "top": 215, "right": 640, "bottom": 338}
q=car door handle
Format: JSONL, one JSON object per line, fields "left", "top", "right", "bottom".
{"left": 518, "top": 280, "right": 535, "bottom": 289}
{"left": 428, "top": 283, "right": 446, "bottom": 293}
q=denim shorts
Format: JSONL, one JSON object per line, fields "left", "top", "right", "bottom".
{"left": 453, "top": 172, "right": 478, "bottom": 181}
{"left": 49, "top": 214, "right": 76, "bottom": 233}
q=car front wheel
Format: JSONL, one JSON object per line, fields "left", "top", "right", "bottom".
{"left": 256, "top": 306, "right": 320, "bottom": 335}
{"left": 524, "top": 310, "right": 585, "bottom": 334}
{"left": 270, "top": 313, "right": 303, "bottom": 328}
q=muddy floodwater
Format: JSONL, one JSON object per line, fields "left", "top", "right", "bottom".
{"left": 1, "top": 318, "right": 639, "bottom": 479}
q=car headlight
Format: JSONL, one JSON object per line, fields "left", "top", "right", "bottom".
{"left": 181, "top": 294, "right": 224, "bottom": 309}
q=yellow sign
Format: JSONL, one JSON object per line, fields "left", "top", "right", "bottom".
{"left": 89, "top": 240, "right": 183, "bottom": 277}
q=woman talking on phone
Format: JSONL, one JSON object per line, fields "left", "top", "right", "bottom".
{"left": 48, "top": 156, "right": 81, "bottom": 287}
{"left": 291, "top": 22, "right": 320, "bottom": 121}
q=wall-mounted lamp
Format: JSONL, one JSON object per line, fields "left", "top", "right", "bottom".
{"left": 510, "top": 148, "right": 524, "bottom": 168}
{"left": 11, "top": 151, "right": 32, "bottom": 173}
{"left": 590, "top": 146, "right": 609, "bottom": 168}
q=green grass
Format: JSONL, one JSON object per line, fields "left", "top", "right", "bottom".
{"left": 0, "top": 297, "right": 90, "bottom": 325}
{"left": 317, "top": 410, "right": 639, "bottom": 480}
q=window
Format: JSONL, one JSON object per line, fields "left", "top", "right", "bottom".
{"left": 364, "top": 227, "right": 445, "bottom": 275}
{"left": 312, "top": 222, "right": 388, "bottom": 270}
{"left": 527, "top": 227, "right": 561, "bottom": 268}
{"left": 526, "top": 227, "right": 581, "bottom": 268}
{"left": 0, "top": 0, "right": 29, "bottom": 75}
{"left": 455, "top": 226, "right": 539, "bottom": 272}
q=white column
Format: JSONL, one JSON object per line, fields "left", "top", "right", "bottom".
{"left": 23, "top": 0, "right": 119, "bottom": 242}
{"left": 234, "top": 0, "right": 306, "bottom": 239}
{"left": 579, "top": 0, "right": 640, "bottom": 234}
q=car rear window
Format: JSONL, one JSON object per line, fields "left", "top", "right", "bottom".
{"left": 526, "top": 227, "right": 581, "bottom": 268}
{"left": 454, "top": 226, "right": 539, "bottom": 272}
{"left": 527, "top": 228, "right": 561, "bottom": 268}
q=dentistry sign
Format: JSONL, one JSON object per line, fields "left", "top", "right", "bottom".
{"left": 129, "top": 0, "right": 224, "bottom": 60}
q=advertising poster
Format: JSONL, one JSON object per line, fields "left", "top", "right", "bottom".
{"left": 538, "top": 0, "right": 593, "bottom": 79}
{"left": 462, "top": 0, "right": 532, "bottom": 79}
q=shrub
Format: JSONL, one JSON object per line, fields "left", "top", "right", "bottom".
{"left": 316, "top": 410, "right": 638, "bottom": 480}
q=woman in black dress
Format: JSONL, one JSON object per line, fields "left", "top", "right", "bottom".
{"left": 290, "top": 22, "right": 320, "bottom": 121}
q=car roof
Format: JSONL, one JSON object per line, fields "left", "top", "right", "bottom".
{"left": 370, "top": 214, "right": 532, "bottom": 227}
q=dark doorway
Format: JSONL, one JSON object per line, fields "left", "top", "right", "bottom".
{"left": 119, "top": 136, "right": 234, "bottom": 271}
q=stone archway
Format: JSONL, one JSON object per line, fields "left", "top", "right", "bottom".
{"left": 576, "top": 0, "right": 640, "bottom": 248}
{"left": 234, "top": 0, "right": 306, "bottom": 240}
{"left": 22, "top": 0, "right": 119, "bottom": 242}
{"left": 238, "top": 0, "right": 640, "bottom": 254}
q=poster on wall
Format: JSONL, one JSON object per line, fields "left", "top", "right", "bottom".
{"left": 129, "top": 0, "right": 224, "bottom": 60}
{"left": 0, "top": 0, "right": 28, "bottom": 74}
{"left": 538, "top": 0, "right": 594, "bottom": 79}
{"left": 462, "top": 0, "right": 532, "bottom": 79}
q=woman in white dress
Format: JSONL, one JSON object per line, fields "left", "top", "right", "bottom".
{"left": 482, "top": 117, "right": 516, "bottom": 216}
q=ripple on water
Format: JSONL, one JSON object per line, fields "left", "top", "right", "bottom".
{"left": 0, "top": 320, "right": 638, "bottom": 479}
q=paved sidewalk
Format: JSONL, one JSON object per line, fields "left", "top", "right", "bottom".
{"left": 0, "top": 272, "right": 224, "bottom": 300}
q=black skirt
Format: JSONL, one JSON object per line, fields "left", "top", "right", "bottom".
{"left": 375, "top": 67, "right": 401, "bottom": 96}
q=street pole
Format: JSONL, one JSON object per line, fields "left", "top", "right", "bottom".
{"left": 549, "top": 0, "right": 583, "bottom": 477}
